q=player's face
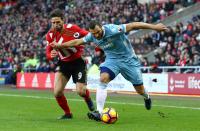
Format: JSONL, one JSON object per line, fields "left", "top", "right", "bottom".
{"left": 89, "top": 25, "right": 103, "bottom": 40}
{"left": 51, "top": 17, "right": 63, "bottom": 32}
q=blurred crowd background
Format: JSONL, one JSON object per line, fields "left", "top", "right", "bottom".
{"left": 0, "top": 0, "right": 200, "bottom": 76}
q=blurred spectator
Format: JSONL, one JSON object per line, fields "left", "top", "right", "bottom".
{"left": 193, "top": 53, "right": 200, "bottom": 65}
{"left": 24, "top": 53, "right": 39, "bottom": 72}
{"left": 145, "top": 15, "right": 200, "bottom": 69}
{"left": 0, "top": 0, "right": 199, "bottom": 73}
{"left": 150, "top": 64, "right": 162, "bottom": 73}
{"left": 140, "top": 57, "right": 149, "bottom": 73}
{"left": 5, "top": 64, "right": 22, "bottom": 85}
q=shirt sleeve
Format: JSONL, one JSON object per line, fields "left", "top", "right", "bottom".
{"left": 45, "top": 34, "right": 53, "bottom": 60}
{"left": 79, "top": 28, "right": 88, "bottom": 37}
{"left": 83, "top": 33, "right": 93, "bottom": 43}
{"left": 71, "top": 24, "right": 89, "bottom": 38}
{"left": 109, "top": 24, "right": 126, "bottom": 35}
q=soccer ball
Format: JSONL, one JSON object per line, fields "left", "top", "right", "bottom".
{"left": 101, "top": 107, "right": 118, "bottom": 124}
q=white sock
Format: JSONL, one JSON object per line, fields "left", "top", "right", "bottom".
{"left": 96, "top": 83, "right": 107, "bottom": 114}
{"left": 141, "top": 88, "right": 150, "bottom": 99}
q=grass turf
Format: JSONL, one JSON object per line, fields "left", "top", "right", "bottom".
{"left": 0, "top": 87, "right": 200, "bottom": 131}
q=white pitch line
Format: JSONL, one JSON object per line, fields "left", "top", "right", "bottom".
{"left": 0, "top": 93, "right": 200, "bottom": 110}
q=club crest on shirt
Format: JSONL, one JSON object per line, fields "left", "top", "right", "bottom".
{"left": 73, "top": 32, "right": 80, "bottom": 38}
{"left": 118, "top": 27, "right": 122, "bottom": 32}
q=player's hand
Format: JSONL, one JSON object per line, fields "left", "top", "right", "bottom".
{"left": 154, "top": 23, "right": 168, "bottom": 32}
{"left": 50, "top": 41, "right": 61, "bottom": 49}
{"left": 50, "top": 49, "right": 58, "bottom": 58}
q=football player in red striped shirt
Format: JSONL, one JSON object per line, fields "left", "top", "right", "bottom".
{"left": 46, "top": 9, "right": 94, "bottom": 119}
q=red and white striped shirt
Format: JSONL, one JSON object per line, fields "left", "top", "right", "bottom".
{"left": 46, "top": 24, "right": 88, "bottom": 62}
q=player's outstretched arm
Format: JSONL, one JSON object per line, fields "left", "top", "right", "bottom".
{"left": 125, "top": 22, "right": 168, "bottom": 33}
{"left": 50, "top": 38, "right": 84, "bottom": 49}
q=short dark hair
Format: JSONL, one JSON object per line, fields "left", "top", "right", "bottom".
{"left": 50, "top": 9, "right": 64, "bottom": 20}
{"left": 88, "top": 20, "right": 102, "bottom": 29}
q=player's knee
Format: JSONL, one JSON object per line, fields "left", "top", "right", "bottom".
{"left": 100, "top": 75, "right": 110, "bottom": 83}
{"left": 54, "top": 89, "right": 63, "bottom": 97}
{"left": 77, "top": 89, "right": 86, "bottom": 97}
{"left": 76, "top": 83, "right": 86, "bottom": 97}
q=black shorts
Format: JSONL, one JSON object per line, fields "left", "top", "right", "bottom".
{"left": 56, "top": 58, "right": 87, "bottom": 83}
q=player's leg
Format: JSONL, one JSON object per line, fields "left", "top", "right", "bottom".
{"left": 87, "top": 71, "right": 110, "bottom": 121}
{"left": 121, "top": 58, "right": 152, "bottom": 110}
{"left": 88, "top": 64, "right": 119, "bottom": 121}
{"left": 54, "top": 71, "right": 72, "bottom": 119}
{"left": 72, "top": 58, "right": 95, "bottom": 111}
{"left": 76, "top": 83, "right": 95, "bottom": 111}
{"left": 96, "top": 71, "right": 110, "bottom": 113}
{"left": 54, "top": 61, "right": 73, "bottom": 119}
{"left": 134, "top": 84, "right": 151, "bottom": 110}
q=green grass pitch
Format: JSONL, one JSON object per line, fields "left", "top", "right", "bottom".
{"left": 0, "top": 87, "right": 200, "bottom": 131}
